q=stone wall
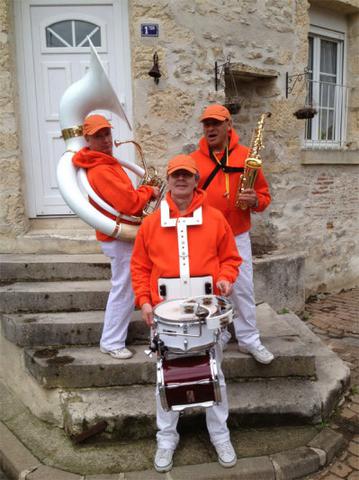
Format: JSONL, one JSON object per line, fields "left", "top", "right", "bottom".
{"left": 0, "top": 0, "right": 26, "bottom": 239}
{"left": 129, "top": 0, "right": 359, "bottom": 295}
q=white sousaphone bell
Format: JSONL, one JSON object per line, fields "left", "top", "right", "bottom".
{"left": 57, "top": 40, "right": 163, "bottom": 241}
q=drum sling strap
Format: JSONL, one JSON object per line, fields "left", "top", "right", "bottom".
{"left": 202, "top": 146, "right": 244, "bottom": 191}
{"left": 160, "top": 200, "right": 202, "bottom": 297}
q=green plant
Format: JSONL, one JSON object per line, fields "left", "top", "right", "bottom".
{"left": 278, "top": 308, "right": 290, "bottom": 315}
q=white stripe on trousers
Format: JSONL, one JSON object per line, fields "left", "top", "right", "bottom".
{"left": 100, "top": 239, "right": 134, "bottom": 350}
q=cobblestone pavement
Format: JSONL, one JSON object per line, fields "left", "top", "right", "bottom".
{"left": 304, "top": 287, "right": 359, "bottom": 480}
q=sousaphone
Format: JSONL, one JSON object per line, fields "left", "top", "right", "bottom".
{"left": 57, "top": 40, "right": 164, "bottom": 241}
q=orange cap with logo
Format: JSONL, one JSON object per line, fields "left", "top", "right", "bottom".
{"left": 167, "top": 155, "right": 198, "bottom": 176}
{"left": 200, "top": 104, "right": 231, "bottom": 122}
{"left": 83, "top": 114, "right": 112, "bottom": 135}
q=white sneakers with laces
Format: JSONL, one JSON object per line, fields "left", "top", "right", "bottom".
{"left": 238, "top": 343, "right": 274, "bottom": 364}
{"left": 214, "top": 440, "right": 237, "bottom": 468}
{"left": 100, "top": 347, "right": 133, "bottom": 359}
{"left": 154, "top": 448, "right": 174, "bottom": 472}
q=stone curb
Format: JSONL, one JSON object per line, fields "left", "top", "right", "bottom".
{"left": 0, "top": 420, "right": 345, "bottom": 480}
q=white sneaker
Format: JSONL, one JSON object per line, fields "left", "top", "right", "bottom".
{"left": 154, "top": 448, "right": 174, "bottom": 472}
{"left": 214, "top": 440, "right": 237, "bottom": 468}
{"left": 239, "top": 344, "right": 274, "bottom": 364}
{"left": 100, "top": 347, "right": 133, "bottom": 359}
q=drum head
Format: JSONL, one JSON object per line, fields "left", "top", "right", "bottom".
{"left": 154, "top": 298, "right": 215, "bottom": 322}
{"left": 154, "top": 296, "right": 231, "bottom": 323}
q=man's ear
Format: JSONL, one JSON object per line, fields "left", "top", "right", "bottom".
{"left": 227, "top": 118, "right": 233, "bottom": 132}
{"left": 84, "top": 134, "right": 90, "bottom": 143}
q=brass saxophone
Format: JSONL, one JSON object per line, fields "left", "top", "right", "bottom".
{"left": 235, "top": 112, "right": 271, "bottom": 210}
{"left": 114, "top": 139, "right": 166, "bottom": 216}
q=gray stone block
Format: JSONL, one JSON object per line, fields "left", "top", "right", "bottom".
{"left": 126, "top": 456, "right": 275, "bottom": 479}
{"left": 0, "top": 254, "right": 110, "bottom": 282}
{"left": 27, "top": 465, "right": 82, "bottom": 480}
{"left": 254, "top": 252, "right": 305, "bottom": 313}
{"left": 0, "top": 280, "right": 110, "bottom": 313}
{"left": 270, "top": 446, "right": 321, "bottom": 479}
{"left": 0, "top": 423, "right": 40, "bottom": 480}
{"left": 308, "top": 427, "right": 345, "bottom": 464}
{"left": 24, "top": 337, "right": 316, "bottom": 389}
{"left": 1, "top": 310, "right": 146, "bottom": 347}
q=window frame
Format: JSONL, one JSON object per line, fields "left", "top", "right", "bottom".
{"left": 40, "top": 13, "right": 108, "bottom": 54}
{"left": 304, "top": 24, "right": 348, "bottom": 150}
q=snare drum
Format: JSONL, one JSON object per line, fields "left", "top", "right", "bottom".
{"left": 153, "top": 295, "right": 233, "bottom": 353}
{"left": 157, "top": 349, "right": 221, "bottom": 411}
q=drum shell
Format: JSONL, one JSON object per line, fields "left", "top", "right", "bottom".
{"left": 154, "top": 317, "right": 217, "bottom": 353}
{"left": 157, "top": 351, "right": 221, "bottom": 412}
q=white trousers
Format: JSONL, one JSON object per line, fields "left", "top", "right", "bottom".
{"left": 156, "top": 344, "right": 230, "bottom": 450}
{"left": 230, "top": 232, "right": 261, "bottom": 349}
{"left": 100, "top": 240, "right": 134, "bottom": 350}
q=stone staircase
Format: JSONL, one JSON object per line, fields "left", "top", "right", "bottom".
{"left": 0, "top": 254, "right": 350, "bottom": 447}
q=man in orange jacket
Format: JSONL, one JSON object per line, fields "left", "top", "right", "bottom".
{"left": 131, "top": 155, "right": 241, "bottom": 473}
{"left": 73, "top": 114, "right": 159, "bottom": 360}
{"left": 191, "top": 104, "right": 274, "bottom": 365}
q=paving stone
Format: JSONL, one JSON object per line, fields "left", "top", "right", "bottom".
{"left": 329, "top": 461, "right": 353, "bottom": 478}
{"left": 348, "top": 472, "right": 359, "bottom": 480}
{"left": 348, "top": 456, "right": 359, "bottom": 470}
{"left": 348, "top": 441, "right": 359, "bottom": 456}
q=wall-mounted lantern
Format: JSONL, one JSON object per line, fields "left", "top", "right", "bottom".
{"left": 148, "top": 52, "right": 161, "bottom": 85}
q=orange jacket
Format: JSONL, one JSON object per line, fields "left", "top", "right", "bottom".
{"left": 72, "top": 147, "right": 154, "bottom": 242}
{"left": 190, "top": 129, "right": 271, "bottom": 236}
{"left": 130, "top": 189, "right": 242, "bottom": 307}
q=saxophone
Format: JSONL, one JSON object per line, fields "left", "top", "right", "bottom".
{"left": 235, "top": 112, "right": 271, "bottom": 210}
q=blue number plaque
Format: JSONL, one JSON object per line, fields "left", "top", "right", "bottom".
{"left": 141, "top": 24, "right": 159, "bottom": 37}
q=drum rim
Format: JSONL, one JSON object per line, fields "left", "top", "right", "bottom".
{"left": 154, "top": 295, "right": 232, "bottom": 325}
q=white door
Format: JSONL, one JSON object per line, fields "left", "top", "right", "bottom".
{"left": 15, "top": 0, "right": 132, "bottom": 216}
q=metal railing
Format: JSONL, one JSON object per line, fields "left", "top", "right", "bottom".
{"left": 304, "top": 79, "right": 349, "bottom": 149}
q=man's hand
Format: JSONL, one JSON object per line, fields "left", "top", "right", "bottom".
{"left": 237, "top": 188, "right": 258, "bottom": 208}
{"left": 141, "top": 303, "right": 154, "bottom": 326}
{"left": 216, "top": 280, "right": 233, "bottom": 297}
{"left": 151, "top": 186, "right": 160, "bottom": 199}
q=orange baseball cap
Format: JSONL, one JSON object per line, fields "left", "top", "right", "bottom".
{"left": 200, "top": 104, "right": 231, "bottom": 122}
{"left": 167, "top": 155, "right": 198, "bottom": 175}
{"left": 83, "top": 114, "right": 112, "bottom": 135}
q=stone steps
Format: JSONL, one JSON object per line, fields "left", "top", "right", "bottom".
{"left": 0, "top": 255, "right": 350, "bottom": 444}
{"left": 24, "top": 339, "right": 316, "bottom": 389}
{"left": 0, "top": 251, "right": 306, "bottom": 312}
{"left": 57, "top": 314, "right": 350, "bottom": 439}
{"left": 1, "top": 310, "right": 147, "bottom": 346}
{"left": 0, "top": 253, "right": 110, "bottom": 283}
{"left": 0, "top": 280, "right": 110, "bottom": 313}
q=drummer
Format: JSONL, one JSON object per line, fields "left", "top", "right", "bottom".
{"left": 130, "top": 155, "right": 241, "bottom": 473}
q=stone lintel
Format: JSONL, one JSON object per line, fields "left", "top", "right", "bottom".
{"left": 225, "top": 63, "right": 279, "bottom": 82}
{"left": 301, "top": 149, "right": 359, "bottom": 165}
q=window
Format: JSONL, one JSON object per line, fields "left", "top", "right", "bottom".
{"left": 305, "top": 26, "right": 348, "bottom": 148}
{"left": 45, "top": 20, "right": 101, "bottom": 48}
